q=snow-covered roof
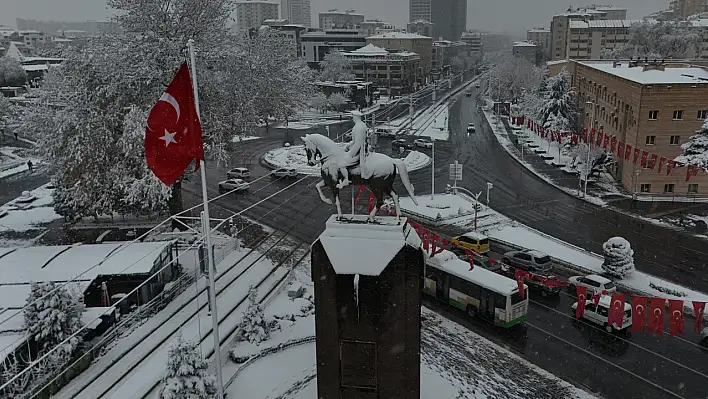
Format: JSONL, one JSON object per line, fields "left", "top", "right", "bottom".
{"left": 547, "top": 60, "right": 569, "bottom": 66}
{"left": 5, "top": 42, "right": 24, "bottom": 62}
{"left": 23, "top": 64, "right": 50, "bottom": 72}
{"left": 19, "top": 30, "right": 42, "bottom": 34}
{"left": 0, "top": 241, "right": 175, "bottom": 285}
{"left": 0, "top": 281, "right": 91, "bottom": 309}
{"left": 527, "top": 28, "right": 550, "bottom": 33}
{"left": 367, "top": 32, "right": 431, "bottom": 40}
{"left": 579, "top": 61, "right": 708, "bottom": 85}
{"left": 319, "top": 10, "right": 364, "bottom": 16}
{"left": 586, "top": 274, "right": 612, "bottom": 284}
{"left": 513, "top": 41, "right": 536, "bottom": 47}
{"left": 347, "top": 43, "right": 388, "bottom": 56}
{"left": 463, "top": 231, "right": 488, "bottom": 240}
{"left": 0, "top": 306, "right": 112, "bottom": 333}
{"left": 426, "top": 249, "right": 521, "bottom": 295}
{"left": 569, "top": 20, "right": 643, "bottom": 29}
{"left": 316, "top": 215, "right": 421, "bottom": 276}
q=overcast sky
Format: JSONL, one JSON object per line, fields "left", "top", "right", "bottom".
{"left": 1, "top": 0, "right": 669, "bottom": 36}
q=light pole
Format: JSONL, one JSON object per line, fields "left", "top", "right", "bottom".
{"left": 583, "top": 100, "right": 596, "bottom": 198}
{"left": 472, "top": 191, "right": 482, "bottom": 230}
{"left": 325, "top": 125, "right": 330, "bottom": 139}
{"left": 486, "top": 182, "right": 493, "bottom": 205}
{"left": 431, "top": 138, "right": 436, "bottom": 200}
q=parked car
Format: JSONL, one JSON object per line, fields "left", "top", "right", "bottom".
{"left": 218, "top": 179, "right": 250, "bottom": 193}
{"left": 475, "top": 83, "right": 481, "bottom": 88}
{"left": 391, "top": 139, "right": 412, "bottom": 150}
{"left": 270, "top": 168, "right": 298, "bottom": 179}
{"left": 413, "top": 138, "right": 434, "bottom": 149}
{"left": 572, "top": 295, "right": 632, "bottom": 333}
{"left": 567, "top": 274, "right": 616, "bottom": 294}
{"left": 465, "top": 92, "right": 472, "bottom": 97}
{"left": 375, "top": 127, "right": 396, "bottom": 137}
{"left": 501, "top": 249, "right": 561, "bottom": 296}
{"left": 227, "top": 167, "right": 251, "bottom": 179}
{"left": 467, "top": 123, "right": 476, "bottom": 133}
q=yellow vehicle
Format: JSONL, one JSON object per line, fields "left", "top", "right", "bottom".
{"left": 451, "top": 231, "right": 490, "bottom": 254}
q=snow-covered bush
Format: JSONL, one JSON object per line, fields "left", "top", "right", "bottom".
{"left": 0, "top": 57, "right": 26, "bottom": 87}
{"left": 319, "top": 51, "right": 355, "bottom": 82}
{"left": 600, "top": 21, "right": 700, "bottom": 59}
{"left": 675, "top": 117, "right": 708, "bottom": 169}
{"left": 23, "top": 281, "right": 84, "bottom": 363}
{"left": 159, "top": 336, "right": 217, "bottom": 399}
{"left": 601, "top": 237, "right": 635, "bottom": 279}
{"left": 237, "top": 285, "right": 270, "bottom": 345}
{"left": 327, "top": 92, "right": 348, "bottom": 111}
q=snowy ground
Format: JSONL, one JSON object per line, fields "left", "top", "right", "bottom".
{"left": 275, "top": 119, "right": 347, "bottom": 130}
{"left": 262, "top": 145, "right": 431, "bottom": 175}
{"left": 232, "top": 135, "right": 261, "bottom": 143}
{"left": 0, "top": 147, "right": 41, "bottom": 179}
{"left": 410, "top": 104, "right": 450, "bottom": 141}
{"left": 224, "top": 260, "right": 598, "bottom": 399}
{"left": 397, "top": 193, "right": 507, "bottom": 229}
{"left": 0, "top": 183, "right": 60, "bottom": 233}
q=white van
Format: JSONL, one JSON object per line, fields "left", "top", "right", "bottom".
{"left": 375, "top": 127, "right": 395, "bottom": 138}
{"left": 571, "top": 295, "right": 632, "bottom": 333}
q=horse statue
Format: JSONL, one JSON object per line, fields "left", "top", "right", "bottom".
{"left": 301, "top": 133, "right": 418, "bottom": 222}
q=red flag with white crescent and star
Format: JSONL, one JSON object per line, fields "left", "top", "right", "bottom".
{"left": 632, "top": 296, "right": 648, "bottom": 333}
{"left": 145, "top": 62, "right": 205, "bottom": 186}
{"left": 649, "top": 297, "right": 665, "bottom": 336}
{"left": 693, "top": 301, "right": 706, "bottom": 333}
{"left": 367, "top": 191, "right": 376, "bottom": 213}
{"left": 464, "top": 248, "right": 475, "bottom": 271}
{"left": 607, "top": 292, "right": 626, "bottom": 329}
{"left": 592, "top": 290, "right": 606, "bottom": 307}
{"left": 576, "top": 286, "right": 587, "bottom": 319}
{"left": 668, "top": 299, "right": 684, "bottom": 336}
{"left": 354, "top": 185, "right": 367, "bottom": 204}
{"left": 421, "top": 228, "right": 431, "bottom": 252}
{"left": 515, "top": 270, "right": 529, "bottom": 298}
{"left": 430, "top": 233, "right": 449, "bottom": 258}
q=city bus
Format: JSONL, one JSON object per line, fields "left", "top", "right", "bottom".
{"left": 423, "top": 249, "right": 528, "bottom": 328}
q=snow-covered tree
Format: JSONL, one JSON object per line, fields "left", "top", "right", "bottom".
{"left": 159, "top": 336, "right": 217, "bottom": 399}
{"left": 0, "top": 94, "right": 13, "bottom": 130}
{"left": 327, "top": 92, "right": 348, "bottom": 110}
{"left": 319, "top": 50, "right": 355, "bottom": 82}
{"left": 485, "top": 51, "right": 542, "bottom": 102}
{"left": 601, "top": 237, "right": 635, "bottom": 279}
{"left": 675, "top": 117, "right": 708, "bottom": 169}
{"left": 0, "top": 57, "right": 26, "bottom": 87}
{"left": 600, "top": 21, "right": 700, "bottom": 59}
{"left": 237, "top": 285, "right": 270, "bottom": 345}
{"left": 309, "top": 91, "right": 328, "bottom": 113}
{"left": 23, "top": 282, "right": 84, "bottom": 363}
{"left": 536, "top": 71, "right": 577, "bottom": 132}
{"left": 569, "top": 142, "right": 606, "bottom": 180}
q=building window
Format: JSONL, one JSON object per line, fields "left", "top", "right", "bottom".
{"left": 673, "top": 110, "right": 684, "bottom": 120}
{"left": 648, "top": 110, "right": 658, "bottom": 120}
{"left": 698, "top": 110, "right": 708, "bottom": 120}
{"left": 688, "top": 184, "right": 699, "bottom": 193}
{"left": 670, "top": 135, "right": 681, "bottom": 145}
{"left": 664, "top": 184, "right": 675, "bottom": 193}
{"left": 645, "top": 135, "right": 656, "bottom": 145}
{"left": 640, "top": 184, "right": 651, "bottom": 193}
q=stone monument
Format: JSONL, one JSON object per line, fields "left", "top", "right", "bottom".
{"left": 310, "top": 214, "right": 424, "bottom": 399}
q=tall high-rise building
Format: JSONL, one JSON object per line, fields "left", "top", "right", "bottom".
{"left": 408, "top": 0, "right": 467, "bottom": 41}
{"left": 281, "top": 0, "right": 311, "bottom": 27}
{"left": 235, "top": 0, "right": 280, "bottom": 31}
{"left": 318, "top": 9, "right": 365, "bottom": 29}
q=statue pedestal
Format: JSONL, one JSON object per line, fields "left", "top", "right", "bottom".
{"left": 310, "top": 215, "right": 423, "bottom": 399}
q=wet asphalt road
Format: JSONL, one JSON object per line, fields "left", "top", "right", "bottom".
{"left": 180, "top": 91, "right": 708, "bottom": 398}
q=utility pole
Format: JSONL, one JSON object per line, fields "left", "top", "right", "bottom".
{"left": 584, "top": 100, "right": 596, "bottom": 198}
{"left": 431, "top": 139, "right": 436, "bottom": 200}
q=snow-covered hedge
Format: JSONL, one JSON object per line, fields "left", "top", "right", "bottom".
{"left": 601, "top": 237, "right": 635, "bottom": 279}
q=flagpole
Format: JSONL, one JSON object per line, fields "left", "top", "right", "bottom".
{"left": 187, "top": 39, "right": 225, "bottom": 399}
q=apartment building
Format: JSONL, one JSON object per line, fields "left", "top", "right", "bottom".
{"left": 527, "top": 28, "right": 551, "bottom": 57}
{"left": 281, "top": 0, "right": 311, "bottom": 27}
{"left": 367, "top": 32, "right": 433, "bottom": 80}
{"left": 550, "top": 6, "right": 628, "bottom": 60}
{"left": 566, "top": 20, "right": 641, "bottom": 60}
{"left": 260, "top": 20, "right": 309, "bottom": 57}
{"left": 343, "top": 44, "right": 421, "bottom": 95}
{"left": 318, "top": 9, "right": 365, "bottom": 30}
{"left": 513, "top": 41, "right": 538, "bottom": 63}
{"left": 235, "top": 0, "right": 279, "bottom": 32}
{"left": 301, "top": 29, "right": 367, "bottom": 66}
{"left": 408, "top": 0, "right": 467, "bottom": 41}
{"left": 672, "top": 0, "right": 708, "bottom": 19}
{"left": 460, "top": 31, "right": 483, "bottom": 54}
{"left": 572, "top": 59, "right": 708, "bottom": 197}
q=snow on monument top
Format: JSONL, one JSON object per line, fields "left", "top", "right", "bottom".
{"left": 317, "top": 214, "right": 421, "bottom": 276}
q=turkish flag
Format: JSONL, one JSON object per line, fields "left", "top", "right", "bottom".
{"left": 607, "top": 292, "right": 626, "bottom": 329}
{"left": 421, "top": 228, "right": 431, "bottom": 251}
{"left": 617, "top": 140, "right": 624, "bottom": 158}
{"left": 668, "top": 299, "right": 684, "bottom": 336}
{"left": 430, "top": 233, "right": 449, "bottom": 257}
{"left": 367, "top": 192, "right": 376, "bottom": 213}
{"left": 640, "top": 151, "right": 649, "bottom": 168}
{"left": 596, "top": 131, "right": 603, "bottom": 146}
{"left": 602, "top": 134, "right": 610, "bottom": 150}
{"left": 583, "top": 127, "right": 588, "bottom": 142}
{"left": 633, "top": 147, "right": 641, "bottom": 164}
{"left": 592, "top": 290, "right": 602, "bottom": 307}
{"left": 686, "top": 164, "right": 698, "bottom": 182}
{"left": 571, "top": 134, "right": 579, "bottom": 145}
{"left": 515, "top": 269, "right": 529, "bottom": 298}
{"left": 464, "top": 248, "right": 475, "bottom": 271}
{"left": 590, "top": 128, "right": 596, "bottom": 143}
{"left": 354, "top": 185, "right": 367, "bottom": 204}
{"left": 624, "top": 144, "right": 632, "bottom": 161}
{"left": 649, "top": 297, "right": 665, "bottom": 336}
{"left": 145, "top": 62, "right": 204, "bottom": 186}
{"left": 658, "top": 156, "right": 666, "bottom": 174}
{"left": 610, "top": 138, "right": 617, "bottom": 153}
{"left": 632, "top": 296, "right": 648, "bottom": 333}
{"left": 527, "top": 119, "right": 531, "bottom": 129}
{"left": 667, "top": 160, "right": 676, "bottom": 175}
{"left": 576, "top": 286, "right": 587, "bottom": 319}
{"left": 649, "top": 153, "right": 658, "bottom": 170}
{"left": 410, "top": 221, "right": 422, "bottom": 237}
{"left": 693, "top": 301, "right": 706, "bottom": 333}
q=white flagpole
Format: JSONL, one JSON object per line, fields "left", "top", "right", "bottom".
{"left": 187, "top": 39, "right": 225, "bottom": 399}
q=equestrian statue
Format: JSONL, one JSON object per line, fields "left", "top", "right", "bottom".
{"left": 302, "top": 110, "right": 418, "bottom": 222}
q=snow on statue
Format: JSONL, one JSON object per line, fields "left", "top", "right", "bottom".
{"left": 302, "top": 111, "right": 418, "bottom": 222}
{"left": 159, "top": 336, "right": 217, "bottom": 399}
{"left": 601, "top": 237, "right": 635, "bottom": 279}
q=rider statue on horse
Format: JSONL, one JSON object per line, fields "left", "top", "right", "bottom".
{"left": 336, "top": 110, "right": 371, "bottom": 189}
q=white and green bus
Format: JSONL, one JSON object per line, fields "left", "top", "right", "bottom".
{"left": 423, "top": 249, "right": 528, "bottom": 328}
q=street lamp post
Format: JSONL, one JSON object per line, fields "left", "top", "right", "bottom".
{"left": 431, "top": 138, "right": 436, "bottom": 200}
{"left": 486, "top": 182, "right": 493, "bottom": 205}
{"left": 325, "top": 125, "right": 330, "bottom": 139}
{"left": 583, "top": 100, "right": 596, "bottom": 198}
{"left": 472, "top": 191, "right": 482, "bottom": 230}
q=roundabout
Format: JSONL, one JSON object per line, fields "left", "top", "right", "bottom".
{"left": 261, "top": 144, "right": 431, "bottom": 175}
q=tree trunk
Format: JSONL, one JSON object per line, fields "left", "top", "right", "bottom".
{"left": 264, "top": 118, "right": 269, "bottom": 135}
{"left": 169, "top": 180, "right": 185, "bottom": 231}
